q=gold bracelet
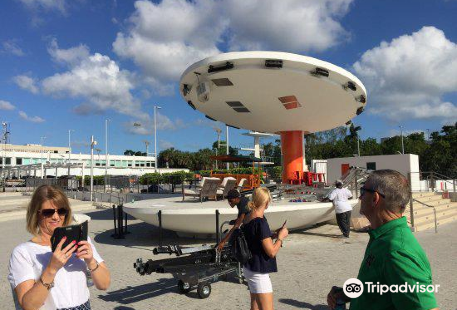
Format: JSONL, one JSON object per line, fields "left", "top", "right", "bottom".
{"left": 88, "top": 261, "right": 99, "bottom": 272}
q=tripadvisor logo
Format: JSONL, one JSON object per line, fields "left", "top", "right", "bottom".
{"left": 343, "top": 278, "right": 364, "bottom": 298}
{"left": 343, "top": 278, "right": 440, "bottom": 298}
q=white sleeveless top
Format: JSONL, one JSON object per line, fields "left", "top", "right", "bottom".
{"left": 8, "top": 237, "right": 103, "bottom": 310}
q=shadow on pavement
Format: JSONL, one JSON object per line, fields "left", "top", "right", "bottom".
{"left": 279, "top": 298, "right": 328, "bottom": 309}
{"left": 98, "top": 278, "right": 178, "bottom": 304}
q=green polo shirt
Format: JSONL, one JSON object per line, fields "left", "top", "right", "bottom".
{"left": 350, "top": 217, "right": 438, "bottom": 310}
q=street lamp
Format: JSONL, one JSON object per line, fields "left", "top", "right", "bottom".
{"left": 68, "top": 129, "right": 74, "bottom": 176}
{"left": 105, "top": 119, "right": 110, "bottom": 192}
{"left": 399, "top": 125, "right": 405, "bottom": 154}
{"left": 90, "top": 135, "right": 97, "bottom": 202}
{"left": 214, "top": 127, "right": 222, "bottom": 169}
{"left": 154, "top": 105, "right": 162, "bottom": 173}
{"left": 226, "top": 125, "right": 229, "bottom": 170}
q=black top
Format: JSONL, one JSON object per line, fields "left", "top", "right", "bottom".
{"left": 242, "top": 217, "right": 278, "bottom": 273}
{"left": 236, "top": 196, "right": 251, "bottom": 217}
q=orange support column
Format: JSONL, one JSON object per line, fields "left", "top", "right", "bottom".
{"left": 280, "top": 131, "right": 304, "bottom": 184}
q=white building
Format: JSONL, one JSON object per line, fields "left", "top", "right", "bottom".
{"left": 313, "top": 154, "right": 426, "bottom": 191}
{"left": 0, "top": 143, "right": 188, "bottom": 178}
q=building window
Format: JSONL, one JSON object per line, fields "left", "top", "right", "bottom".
{"left": 16, "top": 158, "right": 23, "bottom": 165}
{"left": 366, "top": 162, "right": 376, "bottom": 171}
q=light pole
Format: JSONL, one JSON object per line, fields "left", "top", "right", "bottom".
{"left": 215, "top": 127, "right": 221, "bottom": 169}
{"left": 90, "top": 135, "right": 97, "bottom": 201}
{"left": 68, "top": 130, "right": 74, "bottom": 176}
{"left": 226, "top": 125, "right": 229, "bottom": 170}
{"left": 105, "top": 119, "right": 110, "bottom": 192}
{"left": 40, "top": 136, "right": 47, "bottom": 164}
{"left": 154, "top": 105, "right": 162, "bottom": 173}
{"left": 357, "top": 132, "right": 360, "bottom": 157}
{"left": 399, "top": 125, "right": 405, "bottom": 154}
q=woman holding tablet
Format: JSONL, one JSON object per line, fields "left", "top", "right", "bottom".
{"left": 8, "top": 185, "right": 110, "bottom": 310}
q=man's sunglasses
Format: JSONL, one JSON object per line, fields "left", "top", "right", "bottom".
{"left": 360, "top": 187, "right": 385, "bottom": 198}
{"left": 39, "top": 208, "right": 68, "bottom": 217}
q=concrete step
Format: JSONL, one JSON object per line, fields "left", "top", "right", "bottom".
{"left": 412, "top": 192, "right": 436, "bottom": 198}
{"left": 409, "top": 207, "right": 457, "bottom": 225}
{"left": 413, "top": 212, "right": 457, "bottom": 232}
{"left": 414, "top": 199, "right": 452, "bottom": 207}
{"left": 414, "top": 195, "right": 447, "bottom": 203}
{"left": 405, "top": 202, "right": 457, "bottom": 218}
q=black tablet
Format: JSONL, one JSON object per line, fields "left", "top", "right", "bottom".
{"left": 51, "top": 221, "right": 88, "bottom": 252}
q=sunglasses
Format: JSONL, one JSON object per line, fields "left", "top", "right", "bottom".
{"left": 39, "top": 208, "right": 68, "bottom": 217}
{"left": 360, "top": 186, "right": 385, "bottom": 198}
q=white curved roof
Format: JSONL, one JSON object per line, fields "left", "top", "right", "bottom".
{"left": 180, "top": 51, "right": 367, "bottom": 134}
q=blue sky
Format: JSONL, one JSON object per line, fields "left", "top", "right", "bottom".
{"left": 1, "top": 0, "right": 456, "bottom": 156}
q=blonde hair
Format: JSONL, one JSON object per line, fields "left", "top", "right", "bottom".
{"left": 248, "top": 187, "right": 272, "bottom": 211}
{"left": 26, "top": 185, "right": 72, "bottom": 235}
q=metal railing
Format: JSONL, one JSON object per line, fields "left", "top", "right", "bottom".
{"left": 408, "top": 171, "right": 456, "bottom": 193}
{"left": 407, "top": 171, "right": 456, "bottom": 231}
{"left": 341, "top": 166, "right": 370, "bottom": 197}
{"left": 411, "top": 198, "right": 438, "bottom": 233}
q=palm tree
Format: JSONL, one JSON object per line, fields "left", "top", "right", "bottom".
{"left": 348, "top": 123, "right": 362, "bottom": 156}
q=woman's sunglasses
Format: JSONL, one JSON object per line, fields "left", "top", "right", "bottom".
{"left": 360, "top": 187, "right": 385, "bottom": 198}
{"left": 39, "top": 208, "right": 68, "bottom": 217}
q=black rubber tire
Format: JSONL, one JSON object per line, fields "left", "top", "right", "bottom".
{"left": 197, "top": 283, "right": 211, "bottom": 299}
{"left": 177, "top": 280, "right": 191, "bottom": 294}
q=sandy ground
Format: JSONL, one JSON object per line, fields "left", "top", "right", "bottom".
{"left": 1, "top": 201, "right": 456, "bottom": 310}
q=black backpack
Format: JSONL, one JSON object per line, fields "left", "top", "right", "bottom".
{"left": 230, "top": 228, "right": 252, "bottom": 264}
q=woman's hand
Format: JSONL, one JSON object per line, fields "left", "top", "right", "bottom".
{"left": 76, "top": 241, "right": 94, "bottom": 265}
{"left": 48, "top": 237, "right": 77, "bottom": 273}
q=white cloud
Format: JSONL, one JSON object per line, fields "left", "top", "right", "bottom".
{"left": 14, "top": 74, "right": 39, "bottom": 94}
{"left": 113, "top": 0, "right": 353, "bottom": 92}
{"left": 225, "top": 0, "right": 352, "bottom": 52}
{"left": 126, "top": 112, "right": 186, "bottom": 135}
{"left": 18, "top": 0, "right": 67, "bottom": 14}
{"left": 0, "top": 100, "right": 16, "bottom": 110}
{"left": 41, "top": 40, "right": 140, "bottom": 116}
{"left": 2, "top": 40, "right": 25, "bottom": 56}
{"left": 353, "top": 26, "right": 457, "bottom": 122}
{"left": 48, "top": 38, "right": 90, "bottom": 66}
{"left": 18, "top": 111, "right": 45, "bottom": 123}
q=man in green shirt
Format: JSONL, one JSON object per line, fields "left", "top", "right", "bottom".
{"left": 327, "top": 169, "right": 439, "bottom": 310}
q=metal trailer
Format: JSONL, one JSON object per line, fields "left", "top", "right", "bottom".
{"left": 134, "top": 244, "right": 243, "bottom": 299}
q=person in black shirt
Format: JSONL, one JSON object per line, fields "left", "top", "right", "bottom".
{"left": 242, "top": 187, "right": 288, "bottom": 310}
{"left": 216, "top": 189, "right": 251, "bottom": 252}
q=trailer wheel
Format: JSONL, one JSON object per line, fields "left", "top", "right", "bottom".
{"left": 177, "top": 280, "right": 191, "bottom": 294}
{"left": 197, "top": 283, "right": 211, "bottom": 299}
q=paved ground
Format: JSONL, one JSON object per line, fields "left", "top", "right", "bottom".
{"left": 1, "top": 198, "right": 456, "bottom": 309}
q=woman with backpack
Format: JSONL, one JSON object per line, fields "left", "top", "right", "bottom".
{"left": 242, "top": 187, "right": 289, "bottom": 310}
